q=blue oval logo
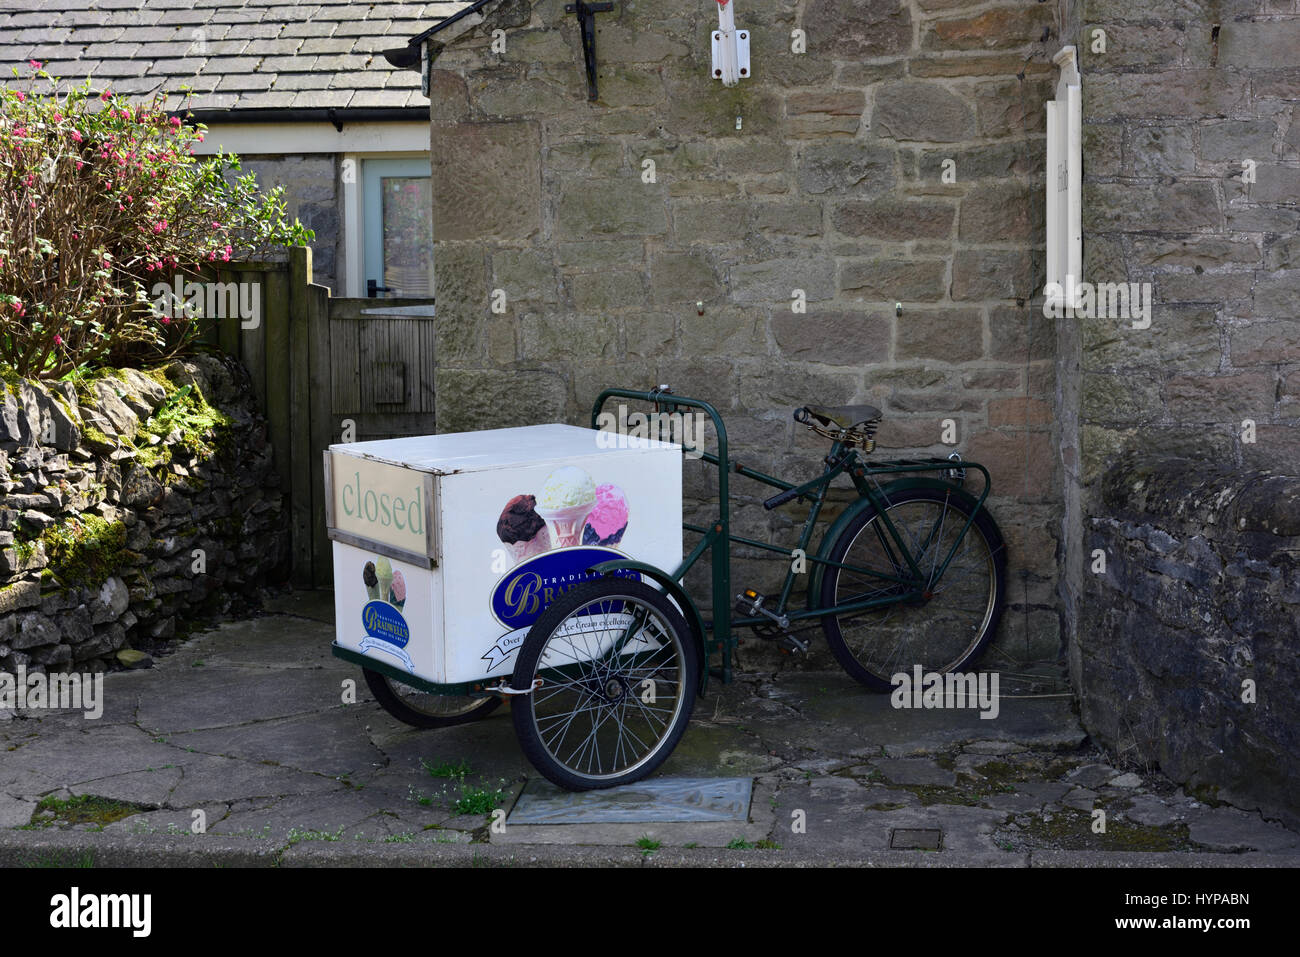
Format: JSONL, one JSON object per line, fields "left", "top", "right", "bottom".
{"left": 490, "top": 547, "right": 639, "bottom": 630}
{"left": 362, "top": 600, "right": 410, "bottom": 648}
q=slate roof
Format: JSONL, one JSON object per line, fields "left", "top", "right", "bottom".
{"left": 0, "top": 0, "right": 469, "bottom": 114}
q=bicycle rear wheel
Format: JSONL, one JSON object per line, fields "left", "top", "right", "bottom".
{"left": 819, "top": 485, "right": 1006, "bottom": 691}
{"left": 510, "top": 578, "right": 699, "bottom": 790}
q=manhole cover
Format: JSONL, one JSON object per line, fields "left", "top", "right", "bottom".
{"left": 890, "top": 828, "right": 943, "bottom": 850}
{"left": 508, "top": 777, "right": 752, "bottom": 825}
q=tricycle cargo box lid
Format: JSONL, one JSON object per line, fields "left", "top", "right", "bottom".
{"left": 328, "top": 424, "right": 679, "bottom": 474}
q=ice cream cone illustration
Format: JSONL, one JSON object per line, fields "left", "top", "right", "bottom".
{"left": 536, "top": 466, "right": 597, "bottom": 547}
{"left": 363, "top": 561, "right": 381, "bottom": 601}
{"left": 375, "top": 557, "right": 394, "bottom": 602}
{"left": 389, "top": 569, "right": 406, "bottom": 611}
{"left": 497, "top": 494, "right": 552, "bottom": 562}
{"left": 582, "top": 484, "right": 629, "bottom": 546}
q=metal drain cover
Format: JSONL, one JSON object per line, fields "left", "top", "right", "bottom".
{"left": 890, "top": 828, "right": 943, "bottom": 850}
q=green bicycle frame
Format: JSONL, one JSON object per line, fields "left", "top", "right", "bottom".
{"left": 590, "top": 388, "right": 993, "bottom": 690}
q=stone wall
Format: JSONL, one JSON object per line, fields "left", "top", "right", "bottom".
{"left": 426, "top": 0, "right": 1065, "bottom": 667}
{"left": 241, "top": 153, "right": 341, "bottom": 292}
{"left": 1055, "top": 0, "right": 1300, "bottom": 824}
{"left": 0, "top": 355, "right": 288, "bottom": 673}
{"left": 1079, "top": 452, "right": 1300, "bottom": 828}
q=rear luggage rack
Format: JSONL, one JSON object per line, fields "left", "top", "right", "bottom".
{"left": 873, "top": 453, "right": 967, "bottom": 486}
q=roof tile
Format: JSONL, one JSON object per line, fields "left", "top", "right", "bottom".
{"left": 96, "top": 59, "right": 151, "bottom": 77}
{"left": 245, "top": 38, "right": 304, "bottom": 55}
{"left": 269, "top": 72, "right": 328, "bottom": 91}
{"left": 298, "top": 38, "right": 354, "bottom": 55}
{"left": 150, "top": 57, "right": 210, "bottom": 75}
{"left": 65, "top": 27, "right": 128, "bottom": 43}
{"left": 159, "top": 9, "right": 217, "bottom": 25}
{"left": 221, "top": 23, "right": 285, "bottom": 40}
{"left": 230, "top": 90, "right": 298, "bottom": 109}
{"left": 217, "top": 72, "right": 275, "bottom": 91}
{"left": 280, "top": 21, "right": 335, "bottom": 39}
{"left": 289, "top": 88, "right": 353, "bottom": 108}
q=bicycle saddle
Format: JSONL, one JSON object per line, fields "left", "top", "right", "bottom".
{"left": 801, "top": 404, "right": 882, "bottom": 430}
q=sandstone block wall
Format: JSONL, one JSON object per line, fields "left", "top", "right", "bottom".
{"left": 428, "top": 0, "right": 1065, "bottom": 668}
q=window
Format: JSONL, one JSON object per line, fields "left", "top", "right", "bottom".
{"left": 361, "top": 158, "right": 434, "bottom": 299}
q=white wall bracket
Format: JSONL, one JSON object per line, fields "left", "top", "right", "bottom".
{"left": 711, "top": 0, "right": 750, "bottom": 85}
{"left": 1045, "top": 45, "right": 1083, "bottom": 312}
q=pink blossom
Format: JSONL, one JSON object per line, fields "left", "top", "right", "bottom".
{"left": 54, "top": 334, "right": 63, "bottom": 346}
{"left": 14, "top": 92, "right": 25, "bottom": 102}
{"left": 75, "top": 161, "right": 84, "bottom": 171}
{"left": 169, "top": 117, "right": 181, "bottom": 128}
{"left": 71, "top": 130, "right": 82, "bottom": 142}
{"left": 52, "top": 112, "right": 62, "bottom": 122}
{"left": 13, "top": 126, "right": 26, "bottom": 137}
{"left": 222, "top": 245, "right": 232, "bottom": 262}
{"left": 160, "top": 315, "right": 171, "bottom": 325}
{"left": 100, "top": 90, "right": 112, "bottom": 101}
{"left": 152, "top": 220, "right": 167, "bottom": 233}
{"left": 29, "top": 59, "right": 42, "bottom": 69}
{"left": 12, "top": 301, "right": 24, "bottom": 317}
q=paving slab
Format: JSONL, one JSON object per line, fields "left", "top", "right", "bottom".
{"left": 508, "top": 777, "right": 752, "bottom": 825}
{"left": 493, "top": 777, "right": 775, "bottom": 848}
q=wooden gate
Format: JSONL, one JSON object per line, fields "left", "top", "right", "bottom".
{"left": 208, "top": 247, "right": 436, "bottom": 587}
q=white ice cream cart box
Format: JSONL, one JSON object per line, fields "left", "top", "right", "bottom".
{"left": 324, "top": 424, "right": 682, "bottom": 687}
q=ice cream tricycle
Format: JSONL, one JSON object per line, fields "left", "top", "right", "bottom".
{"left": 327, "top": 387, "right": 1007, "bottom": 791}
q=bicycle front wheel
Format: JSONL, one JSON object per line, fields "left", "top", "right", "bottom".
{"left": 511, "top": 578, "right": 699, "bottom": 790}
{"left": 819, "top": 485, "right": 1007, "bottom": 691}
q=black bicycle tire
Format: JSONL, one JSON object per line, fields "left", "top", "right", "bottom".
{"left": 819, "top": 485, "right": 1007, "bottom": 691}
{"left": 511, "top": 577, "right": 699, "bottom": 791}
{"left": 362, "top": 666, "right": 502, "bottom": 729}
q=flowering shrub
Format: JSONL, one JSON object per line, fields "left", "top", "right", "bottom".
{"left": 0, "top": 66, "right": 314, "bottom": 379}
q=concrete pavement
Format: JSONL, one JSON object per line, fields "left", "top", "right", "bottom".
{"left": 2, "top": 589, "right": 1297, "bottom": 867}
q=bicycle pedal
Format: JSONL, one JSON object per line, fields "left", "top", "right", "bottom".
{"left": 736, "top": 589, "right": 792, "bottom": 630}
{"left": 734, "top": 588, "right": 766, "bottom": 617}
{"left": 778, "top": 633, "right": 809, "bottom": 655}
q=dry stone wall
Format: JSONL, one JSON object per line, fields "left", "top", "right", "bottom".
{"left": 0, "top": 355, "right": 288, "bottom": 673}
{"left": 1080, "top": 453, "right": 1300, "bottom": 828}
{"left": 427, "top": 0, "right": 1064, "bottom": 668}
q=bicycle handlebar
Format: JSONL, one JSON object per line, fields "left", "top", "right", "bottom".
{"left": 762, "top": 486, "right": 801, "bottom": 510}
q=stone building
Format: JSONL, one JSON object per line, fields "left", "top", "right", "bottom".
{"left": 383, "top": 0, "right": 1300, "bottom": 824}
